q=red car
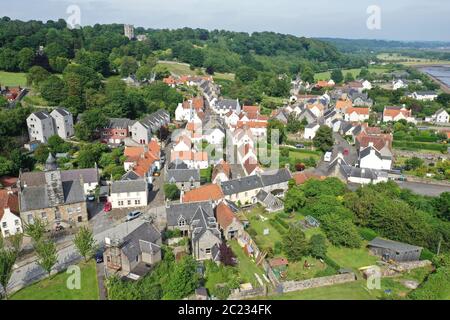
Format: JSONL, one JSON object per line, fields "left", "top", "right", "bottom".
{"left": 343, "top": 148, "right": 349, "bottom": 156}
{"left": 103, "top": 202, "right": 112, "bottom": 212}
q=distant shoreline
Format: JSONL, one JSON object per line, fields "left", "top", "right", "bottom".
{"left": 414, "top": 65, "right": 450, "bottom": 93}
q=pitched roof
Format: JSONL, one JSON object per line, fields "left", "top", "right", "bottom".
{"left": 243, "top": 105, "right": 260, "bottom": 114}
{"left": 182, "top": 184, "right": 224, "bottom": 203}
{"left": 166, "top": 201, "right": 214, "bottom": 227}
{"left": 383, "top": 106, "right": 412, "bottom": 118}
{"left": 345, "top": 107, "right": 370, "bottom": 115}
{"left": 335, "top": 99, "right": 353, "bottom": 110}
{"left": 221, "top": 175, "right": 263, "bottom": 195}
{"left": 111, "top": 179, "right": 147, "bottom": 193}
{"left": 292, "top": 171, "right": 324, "bottom": 185}
{"left": 166, "top": 169, "right": 200, "bottom": 183}
{"left": 269, "top": 257, "right": 289, "bottom": 267}
{"left": 368, "top": 237, "right": 422, "bottom": 252}
{"left": 260, "top": 168, "right": 292, "bottom": 187}
{"left": 212, "top": 160, "right": 231, "bottom": 181}
{"left": 120, "top": 222, "right": 161, "bottom": 262}
{"left": 216, "top": 202, "right": 236, "bottom": 229}
{"left": 0, "top": 189, "right": 19, "bottom": 220}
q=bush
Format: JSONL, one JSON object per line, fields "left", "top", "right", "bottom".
{"left": 274, "top": 241, "right": 283, "bottom": 255}
{"left": 212, "top": 285, "right": 231, "bottom": 300}
{"left": 420, "top": 248, "right": 435, "bottom": 261}
{"left": 274, "top": 215, "right": 289, "bottom": 229}
{"left": 358, "top": 227, "right": 378, "bottom": 241}
{"left": 323, "top": 255, "right": 341, "bottom": 271}
{"left": 314, "top": 266, "right": 337, "bottom": 278}
{"left": 247, "top": 228, "right": 257, "bottom": 238}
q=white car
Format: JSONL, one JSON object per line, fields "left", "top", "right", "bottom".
{"left": 324, "top": 151, "right": 332, "bottom": 162}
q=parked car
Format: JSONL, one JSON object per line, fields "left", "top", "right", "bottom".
{"left": 87, "top": 194, "right": 96, "bottom": 201}
{"left": 324, "top": 151, "right": 333, "bottom": 162}
{"left": 103, "top": 202, "right": 112, "bottom": 212}
{"left": 343, "top": 148, "right": 349, "bottom": 156}
{"left": 95, "top": 250, "right": 104, "bottom": 264}
{"left": 295, "top": 144, "right": 305, "bottom": 149}
{"left": 126, "top": 210, "right": 142, "bottom": 222}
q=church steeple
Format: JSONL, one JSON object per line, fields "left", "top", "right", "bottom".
{"left": 45, "top": 152, "right": 58, "bottom": 171}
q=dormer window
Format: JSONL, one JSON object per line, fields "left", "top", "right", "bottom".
{"left": 178, "top": 217, "right": 186, "bottom": 227}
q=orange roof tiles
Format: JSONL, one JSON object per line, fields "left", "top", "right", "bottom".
{"left": 182, "top": 184, "right": 224, "bottom": 203}
{"left": 243, "top": 105, "right": 260, "bottom": 114}
{"left": 383, "top": 107, "right": 411, "bottom": 118}
{"left": 292, "top": 172, "right": 324, "bottom": 185}
{"left": 0, "top": 189, "right": 19, "bottom": 220}
{"left": 336, "top": 99, "right": 353, "bottom": 110}
{"left": 345, "top": 107, "right": 370, "bottom": 115}
{"left": 216, "top": 202, "right": 236, "bottom": 229}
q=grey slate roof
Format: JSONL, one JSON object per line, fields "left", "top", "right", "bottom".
{"left": 260, "top": 168, "right": 292, "bottom": 187}
{"left": 52, "top": 108, "right": 71, "bottom": 116}
{"left": 190, "top": 206, "right": 221, "bottom": 243}
{"left": 106, "top": 118, "right": 136, "bottom": 129}
{"left": 368, "top": 237, "right": 422, "bottom": 252}
{"left": 166, "top": 169, "right": 200, "bottom": 183}
{"left": 111, "top": 179, "right": 147, "bottom": 193}
{"left": 60, "top": 168, "right": 99, "bottom": 184}
{"left": 255, "top": 189, "right": 284, "bottom": 211}
{"left": 168, "top": 159, "right": 189, "bottom": 170}
{"left": 166, "top": 201, "right": 214, "bottom": 227}
{"left": 33, "top": 111, "right": 51, "bottom": 120}
{"left": 221, "top": 175, "right": 263, "bottom": 196}
{"left": 120, "top": 222, "right": 161, "bottom": 262}
{"left": 216, "top": 99, "right": 239, "bottom": 110}
{"left": 121, "top": 171, "right": 141, "bottom": 181}
{"left": 62, "top": 180, "right": 85, "bottom": 204}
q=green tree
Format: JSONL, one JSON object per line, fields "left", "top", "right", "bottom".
{"left": 48, "top": 135, "right": 71, "bottom": 154}
{"left": 74, "top": 227, "right": 97, "bottom": 262}
{"left": 0, "top": 247, "right": 17, "bottom": 300}
{"left": 267, "top": 119, "right": 287, "bottom": 145}
{"left": 33, "top": 144, "right": 50, "bottom": 164}
{"left": 302, "top": 67, "right": 315, "bottom": 84}
{"left": 136, "top": 65, "right": 154, "bottom": 82}
{"left": 0, "top": 156, "right": 13, "bottom": 176}
{"left": 344, "top": 72, "right": 355, "bottom": 82}
{"left": 331, "top": 69, "right": 344, "bottom": 84}
{"left": 164, "top": 184, "right": 180, "bottom": 201}
{"left": 120, "top": 56, "right": 138, "bottom": 77}
{"left": 284, "top": 186, "right": 306, "bottom": 213}
{"left": 24, "top": 218, "right": 47, "bottom": 244}
{"left": 282, "top": 224, "right": 309, "bottom": 261}
{"left": 404, "top": 157, "right": 424, "bottom": 171}
{"left": 309, "top": 234, "right": 327, "bottom": 259}
{"left": 26, "top": 66, "right": 50, "bottom": 87}
{"left": 321, "top": 213, "right": 362, "bottom": 248}
{"left": 17, "top": 48, "right": 35, "bottom": 72}
{"left": 77, "top": 143, "right": 109, "bottom": 168}
{"left": 236, "top": 66, "right": 258, "bottom": 83}
{"left": 36, "top": 240, "right": 58, "bottom": 277}
{"left": 39, "top": 75, "right": 68, "bottom": 105}
{"left": 163, "top": 255, "right": 199, "bottom": 299}
{"left": 313, "top": 125, "right": 334, "bottom": 152}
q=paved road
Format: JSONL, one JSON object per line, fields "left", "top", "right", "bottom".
{"left": 396, "top": 181, "right": 450, "bottom": 196}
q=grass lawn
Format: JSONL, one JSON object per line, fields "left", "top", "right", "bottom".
{"left": 0, "top": 71, "right": 27, "bottom": 87}
{"left": 23, "top": 92, "right": 49, "bottom": 106}
{"left": 11, "top": 261, "right": 99, "bottom": 300}
{"left": 314, "top": 67, "right": 389, "bottom": 81}
{"left": 327, "top": 242, "right": 379, "bottom": 271}
{"left": 229, "top": 240, "right": 265, "bottom": 287}
{"left": 289, "top": 150, "right": 321, "bottom": 161}
{"left": 157, "top": 61, "right": 235, "bottom": 81}
{"left": 266, "top": 280, "right": 377, "bottom": 300}
{"left": 200, "top": 167, "right": 212, "bottom": 183}
{"left": 245, "top": 207, "right": 284, "bottom": 249}
{"left": 284, "top": 257, "right": 327, "bottom": 281}
{"left": 377, "top": 53, "right": 450, "bottom": 66}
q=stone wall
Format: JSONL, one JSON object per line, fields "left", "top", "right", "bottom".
{"left": 382, "top": 260, "right": 432, "bottom": 277}
{"left": 280, "top": 272, "right": 357, "bottom": 293}
{"left": 228, "top": 285, "right": 266, "bottom": 300}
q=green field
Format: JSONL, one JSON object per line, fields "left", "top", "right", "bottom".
{"left": 0, "top": 71, "right": 27, "bottom": 87}
{"left": 245, "top": 207, "right": 285, "bottom": 249}
{"left": 266, "top": 280, "right": 377, "bottom": 300}
{"left": 11, "top": 261, "right": 99, "bottom": 300}
{"left": 158, "top": 61, "right": 235, "bottom": 81}
{"left": 229, "top": 240, "right": 265, "bottom": 287}
{"left": 314, "top": 67, "right": 389, "bottom": 81}
{"left": 327, "top": 243, "right": 379, "bottom": 271}
{"left": 377, "top": 53, "right": 450, "bottom": 66}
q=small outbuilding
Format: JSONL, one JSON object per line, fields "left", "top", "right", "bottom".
{"left": 367, "top": 237, "right": 422, "bottom": 262}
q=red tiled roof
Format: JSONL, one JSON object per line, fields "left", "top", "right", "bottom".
{"left": 292, "top": 172, "right": 324, "bottom": 185}
{"left": 269, "top": 258, "right": 289, "bottom": 267}
{"left": 336, "top": 99, "right": 353, "bottom": 110}
{"left": 243, "top": 105, "right": 260, "bottom": 114}
{"left": 216, "top": 202, "right": 236, "bottom": 229}
{"left": 182, "top": 184, "right": 224, "bottom": 203}
{"left": 0, "top": 189, "right": 19, "bottom": 220}
{"left": 383, "top": 107, "right": 411, "bottom": 118}
{"left": 0, "top": 176, "right": 18, "bottom": 188}
{"left": 345, "top": 107, "right": 369, "bottom": 115}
